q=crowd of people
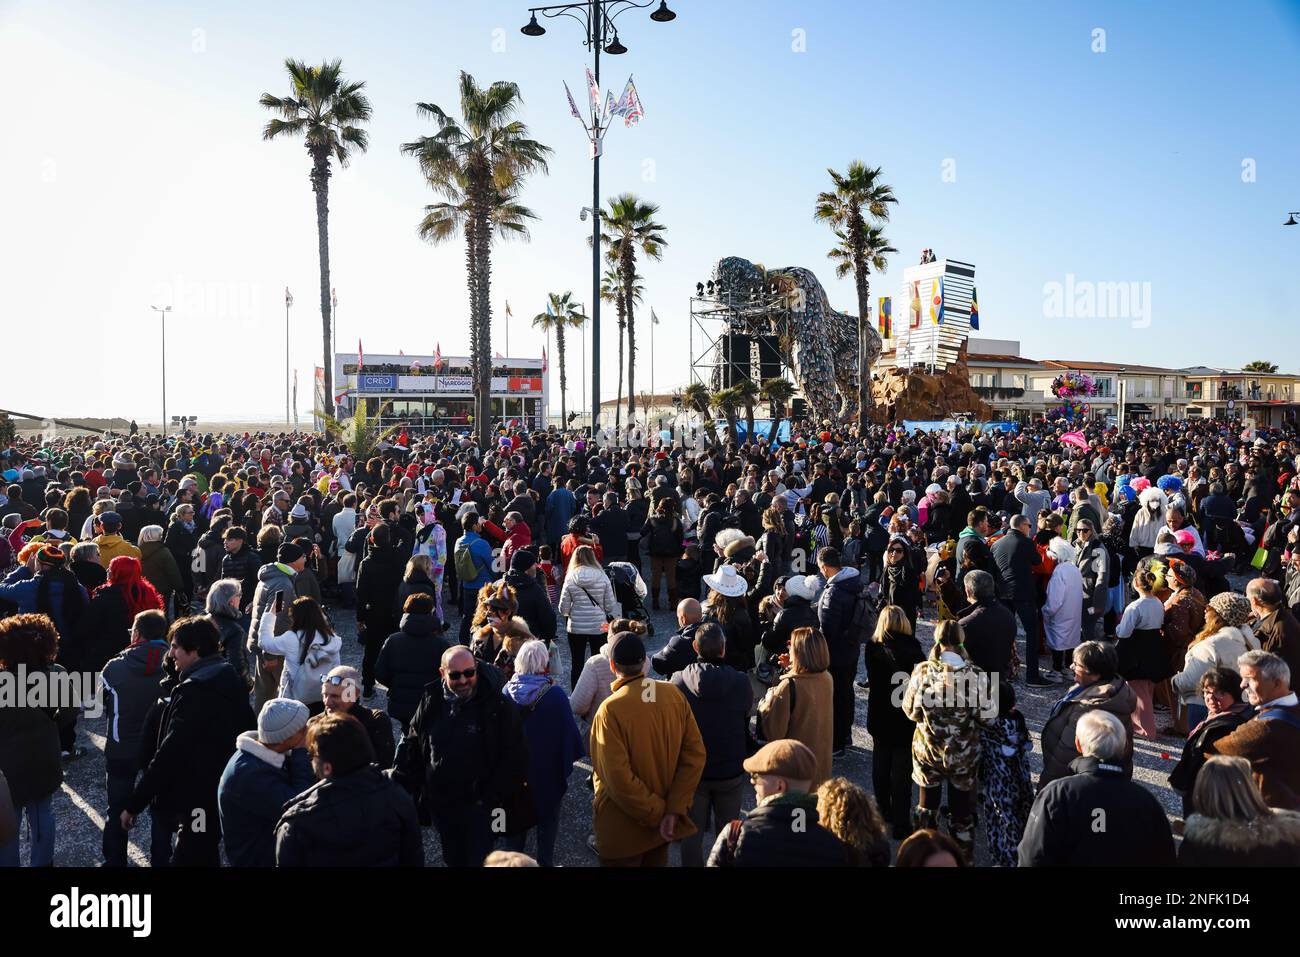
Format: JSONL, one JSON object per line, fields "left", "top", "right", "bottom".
{"left": 2, "top": 411, "right": 1300, "bottom": 867}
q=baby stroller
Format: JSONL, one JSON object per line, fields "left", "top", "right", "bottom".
{"left": 606, "top": 561, "right": 654, "bottom": 635}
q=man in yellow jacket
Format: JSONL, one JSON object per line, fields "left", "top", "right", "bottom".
{"left": 590, "top": 631, "right": 707, "bottom": 866}
{"left": 93, "top": 512, "right": 141, "bottom": 568}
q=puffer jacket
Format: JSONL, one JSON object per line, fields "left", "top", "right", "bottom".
{"left": 220, "top": 544, "right": 262, "bottom": 612}
{"left": 503, "top": 570, "right": 557, "bottom": 643}
{"left": 209, "top": 603, "right": 250, "bottom": 683}
{"left": 558, "top": 563, "right": 618, "bottom": 635}
{"left": 275, "top": 764, "right": 424, "bottom": 867}
{"left": 375, "top": 612, "right": 449, "bottom": 726}
{"left": 1171, "top": 625, "right": 1260, "bottom": 706}
{"left": 100, "top": 639, "right": 169, "bottom": 763}
{"left": 760, "top": 595, "right": 818, "bottom": 657}
{"left": 256, "top": 611, "right": 343, "bottom": 705}
{"left": 1038, "top": 677, "right": 1137, "bottom": 790}
{"left": 902, "top": 650, "right": 990, "bottom": 790}
{"left": 245, "top": 562, "right": 296, "bottom": 653}
{"left": 817, "top": 566, "right": 865, "bottom": 669}
{"left": 1128, "top": 487, "right": 1170, "bottom": 549}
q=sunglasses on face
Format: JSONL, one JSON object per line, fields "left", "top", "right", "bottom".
{"left": 322, "top": 675, "right": 353, "bottom": 687}
{"left": 446, "top": 668, "right": 477, "bottom": 681}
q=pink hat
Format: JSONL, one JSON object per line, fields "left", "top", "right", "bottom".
{"left": 1173, "top": 529, "right": 1195, "bottom": 547}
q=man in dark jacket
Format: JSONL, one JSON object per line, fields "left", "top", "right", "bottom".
{"left": 991, "top": 514, "right": 1047, "bottom": 686}
{"left": 950, "top": 569, "right": 1015, "bottom": 680}
{"left": 503, "top": 550, "right": 557, "bottom": 643}
{"left": 707, "top": 739, "right": 850, "bottom": 866}
{"left": 816, "top": 546, "right": 865, "bottom": 755}
{"left": 275, "top": 711, "right": 424, "bottom": 867}
{"left": 391, "top": 646, "right": 527, "bottom": 866}
{"left": 219, "top": 527, "right": 261, "bottom": 615}
{"left": 122, "top": 616, "right": 256, "bottom": 866}
{"left": 590, "top": 492, "right": 629, "bottom": 567}
{"left": 1019, "top": 710, "right": 1174, "bottom": 866}
{"left": 671, "top": 622, "right": 752, "bottom": 866}
{"left": 322, "top": 666, "right": 396, "bottom": 770}
{"left": 652, "top": 598, "right": 703, "bottom": 678}
{"left": 218, "top": 698, "right": 316, "bottom": 867}
{"left": 375, "top": 595, "right": 449, "bottom": 730}
{"left": 99, "top": 610, "right": 169, "bottom": 867}
{"left": 731, "top": 489, "right": 763, "bottom": 540}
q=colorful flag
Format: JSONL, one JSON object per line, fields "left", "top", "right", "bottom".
{"left": 285, "top": 287, "right": 293, "bottom": 307}
{"left": 603, "top": 91, "right": 616, "bottom": 122}
{"left": 909, "top": 281, "right": 922, "bottom": 329}
{"left": 434, "top": 342, "right": 442, "bottom": 371}
{"left": 969, "top": 287, "right": 979, "bottom": 330}
{"left": 357, "top": 339, "right": 364, "bottom": 372}
{"left": 563, "top": 80, "right": 583, "bottom": 120}
{"left": 542, "top": 345, "right": 548, "bottom": 373}
{"left": 878, "top": 297, "right": 892, "bottom": 338}
{"left": 585, "top": 67, "right": 601, "bottom": 113}
{"left": 494, "top": 351, "right": 504, "bottom": 359}
{"left": 399, "top": 349, "right": 405, "bottom": 356}
{"left": 1061, "top": 431, "right": 1088, "bottom": 450}
{"left": 621, "top": 76, "right": 644, "bottom": 127}
{"left": 545, "top": 298, "right": 554, "bottom": 317}
{"left": 930, "top": 278, "right": 944, "bottom": 325}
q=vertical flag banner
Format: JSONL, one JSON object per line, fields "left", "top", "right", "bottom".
{"left": 909, "top": 281, "right": 922, "bottom": 329}
{"left": 563, "top": 80, "right": 583, "bottom": 120}
{"left": 622, "top": 76, "right": 644, "bottom": 126}
{"left": 585, "top": 66, "right": 601, "bottom": 112}
{"left": 434, "top": 342, "right": 443, "bottom": 371}
{"left": 285, "top": 287, "right": 293, "bottom": 307}
{"left": 505, "top": 300, "right": 513, "bottom": 318}
{"left": 969, "top": 287, "right": 980, "bottom": 330}
{"left": 542, "top": 345, "right": 548, "bottom": 373}
{"left": 878, "top": 297, "right": 892, "bottom": 338}
{"left": 930, "top": 278, "right": 944, "bottom": 325}
{"left": 357, "top": 339, "right": 364, "bottom": 373}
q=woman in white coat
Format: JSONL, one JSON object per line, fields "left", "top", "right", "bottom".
{"left": 1043, "top": 537, "right": 1084, "bottom": 680}
{"left": 557, "top": 544, "right": 619, "bottom": 691}
{"left": 1172, "top": 591, "right": 1260, "bottom": 730}
{"left": 257, "top": 595, "right": 342, "bottom": 713}
{"left": 332, "top": 494, "right": 359, "bottom": 606}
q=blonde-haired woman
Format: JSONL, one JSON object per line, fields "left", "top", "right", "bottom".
{"left": 757, "top": 626, "right": 834, "bottom": 787}
{"left": 557, "top": 544, "right": 618, "bottom": 691}
{"left": 902, "top": 620, "right": 987, "bottom": 863}
{"left": 815, "top": 777, "right": 889, "bottom": 867}
{"left": 1180, "top": 756, "right": 1300, "bottom": 866}
{"left": 864, "top": 606, "right": 924, "bottom": 839}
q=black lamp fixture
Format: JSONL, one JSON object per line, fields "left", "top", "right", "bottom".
{"left": 695, "top": 282, "right": 705, "bottom": 297}
{"left": 1285, "top": 211, "right": 1299, "bottom": 226}
{"left": 650, "top": 1, "right": 677, "bottom": 22}
{"left": 604, "top": 31, "right": 627, "bottom": 54}
{"left": 521, "top": 12, "right": 545, "bottom": 36}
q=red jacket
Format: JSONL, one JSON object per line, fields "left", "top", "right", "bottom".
{"left": 501, "top": 523, "right": 532, "bottom": 571}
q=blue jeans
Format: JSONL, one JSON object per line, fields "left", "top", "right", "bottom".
{"left": 0, "top": 796, "right": 55, "bottom": 867}
{"left": 103, "top": 757, "right": 139, "bottom": 866}
{"left": 503, "top": 809, "right": 561, "bottom": 867}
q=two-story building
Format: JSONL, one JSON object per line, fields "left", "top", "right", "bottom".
{"left": 1179, "top": 366, "right": 1300, "bottom": 427}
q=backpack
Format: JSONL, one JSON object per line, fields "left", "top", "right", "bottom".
{"left": 454, "top": 539, "right": 479, "bottom": 583}
{"left": 847, "top": 590, "right": 878, "bottom": 645}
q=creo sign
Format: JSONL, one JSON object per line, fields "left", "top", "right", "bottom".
{"left": 357, "top": 373, "right": 398, "bottom": 392}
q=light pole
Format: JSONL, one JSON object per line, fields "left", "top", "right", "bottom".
{"left": 521, "top": 0, "right": 677, "bottom": 438}
{"left": 1284, "top": 211, "right": 1299, "bottom": 226}
{"left": 285, "top": 288, "right": 293, "bottom": 426}
{"left": 151, "top": 305, "right": 172, "bottom": 436}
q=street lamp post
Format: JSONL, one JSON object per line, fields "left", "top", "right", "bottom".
{"left": 521, "top": 0, "right": 677, "bottom": 438}
{"left": 151, "top": 305, "right": 172, "bottom": 437}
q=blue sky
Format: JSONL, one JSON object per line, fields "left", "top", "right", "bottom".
{"left": 2, "top": 0, "right": 1298, "bottom": 420}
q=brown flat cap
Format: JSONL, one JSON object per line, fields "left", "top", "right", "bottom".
{"left": 743, "top": 739, "right": 817, "bottom": 781}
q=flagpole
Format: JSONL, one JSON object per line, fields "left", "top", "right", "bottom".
{"left": 546, "top": 327, "right": 552, "bottom": 426}
{"left": 581, "top": 301, "right": 587, "bottom": 429}
{"left": 285, "top": 289, "right": 292, "bottom": 426}
{"left": 650, "top": 310, "right": 656, "bottom": 429}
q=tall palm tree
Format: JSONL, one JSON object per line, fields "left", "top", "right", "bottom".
{"left": 760, "top": 376, "right": 796, "bottom": 420}
{"left": 814, "top": 162, "right": 897, "bottom": 422}
{"left": 1243, "top": 360, "right": 1279, "bottom": 373}
{"left": 400, "top": 72, "right": 551, "bottom": 448}
{"left": 734, "top": 379, "right": 759, "bottom": 442}
{"left": 601, "top": 263, "right": 643, "bottom": 433}
{"left": 712, "top": 386, "right": 743, "bottom": 447}
{"left": 683, "top": 382, "right": 713, "bottom": 434}
{"left": 599, "top": 194, "right": 666, "bottom": 425}
{"left": 531, "top": 292, "right": 586, "bottom": 426}
{"left": 260, "top": 59, "right": 372, "bottom": 416}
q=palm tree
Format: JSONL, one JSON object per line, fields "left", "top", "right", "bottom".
{"left": 683, "top": 382, "right": 713, "bottom": 441}
{"left": 531, "top": 292, "right": 586, "bottom": 426}
{"left": 598, "top": 194, "right": 666, "bottom": 425}
{"left": 260, "top": 59, "right": 372, "bottom": 416}
{"left": 712, "top": 386, "right": 743, "bottom": 447}
{"left": 814, "top": 162, "right": 897, "bottom": 421}
{"left": 760, "top": 376, "right": 796, "bottom": 420}
{"left": 400, "top": 72, "right": 551, "bottom": 448}
{"left": 734, "top": 379, "right": 759, "bottom": 442}
{"left": 601, "top": 264, "right": 643, "bottom": 434}
{"left": 1243, "top": 360, "right": 1279, "bottom": 373}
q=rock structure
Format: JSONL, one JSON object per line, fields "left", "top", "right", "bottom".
{"left": 868, "top": 341, "right": 992, "bottom": 423}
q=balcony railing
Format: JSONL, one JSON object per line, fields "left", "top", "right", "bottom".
{"left": 973, "top": 386, "right": 1026, "bottom": 400}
